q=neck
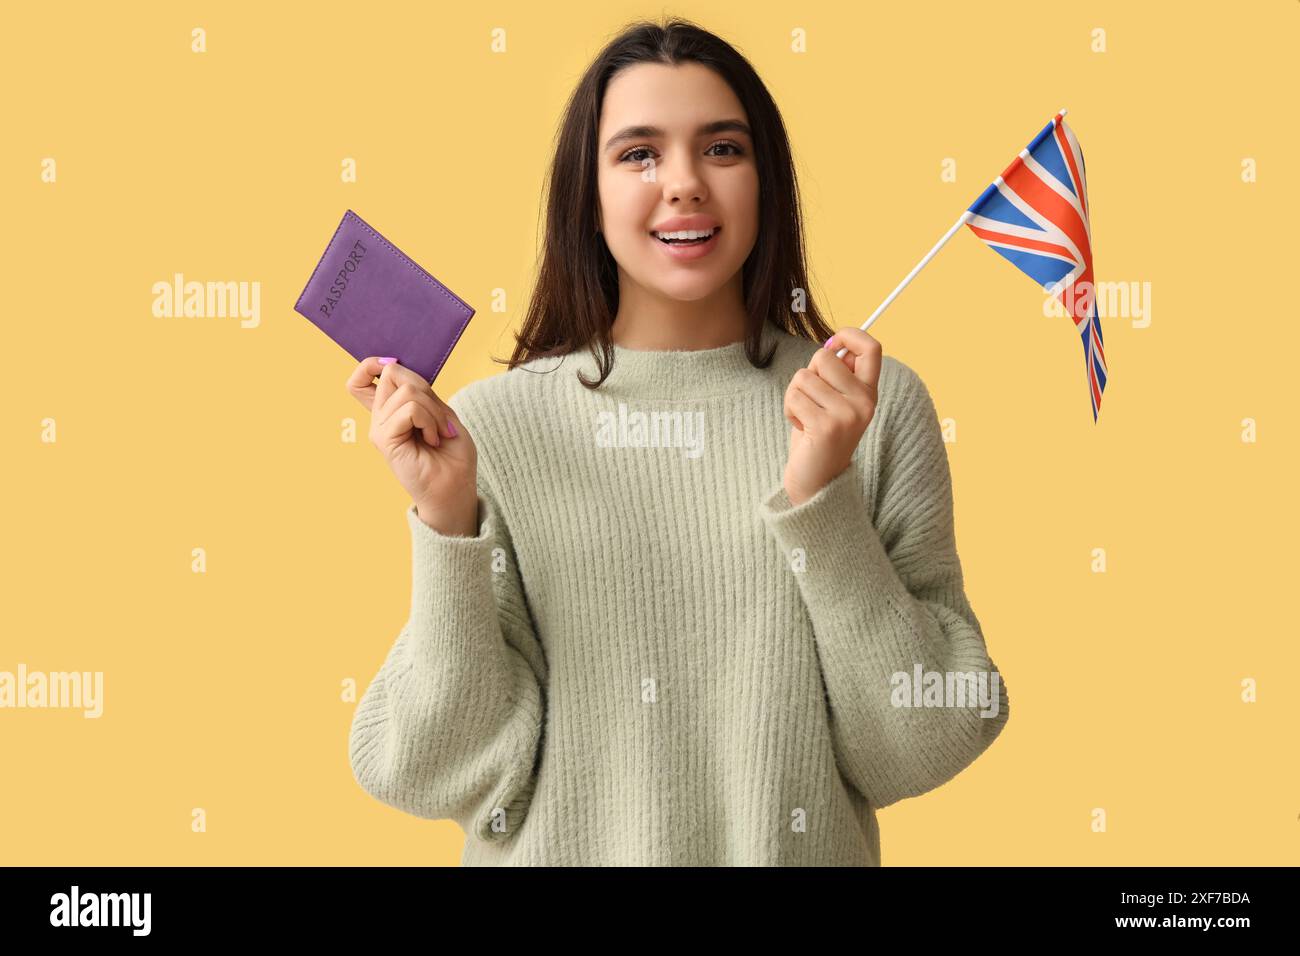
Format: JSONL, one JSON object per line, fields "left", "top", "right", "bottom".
{"left": 609, "top": 272, "right": 748, "bottom": 351}
{"left": 574, "top": 319, "right": 789, "bottom": 401}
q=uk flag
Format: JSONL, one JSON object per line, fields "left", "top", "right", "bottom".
{"left": 966, "top": 110, "right": 1108, "bottom": 421}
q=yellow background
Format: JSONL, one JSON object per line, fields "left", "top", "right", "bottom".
{"left": 3, "top": 0, "right": 1296, "bottom": 865}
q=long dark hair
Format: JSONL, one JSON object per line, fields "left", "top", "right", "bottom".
{"left": 504, "top": 16, "right": 835, "bottom": 388}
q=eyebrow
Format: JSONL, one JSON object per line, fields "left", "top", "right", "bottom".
{"left": 602, "top": 119, "right": 753, "bottom": 153}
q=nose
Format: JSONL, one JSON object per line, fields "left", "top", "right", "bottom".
{"left": 659, "top": 149, "right": 708, "bottom": 205}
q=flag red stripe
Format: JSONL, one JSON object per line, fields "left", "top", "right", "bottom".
{"left": 1058, "top": 263, "right": 1096, "bottom": 325}
{"left": 1089, "top": 352, "right": 1101, "bottom": 409}
{"left": 1003, "top": 166, "right": 1092, "bottom": 272}
{"left": 968, "top": 224, "right": 1075, "bottom": 259}
{"left": 1053, "top": 123, "right": 1088, "bottom": 220}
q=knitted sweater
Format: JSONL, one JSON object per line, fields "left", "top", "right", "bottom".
{"left": 347, "top": 321, "right": 1010, "bottom": 866}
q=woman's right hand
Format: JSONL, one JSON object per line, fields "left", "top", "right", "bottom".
{"left": 346, "top": 357, "right": 480, "bottom": 537}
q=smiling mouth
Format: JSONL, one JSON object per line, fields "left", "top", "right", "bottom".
{"left": 651, "top": 226, "right": 722, "bottom": 246}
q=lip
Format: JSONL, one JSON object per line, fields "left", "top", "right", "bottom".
{"left": 650, "top": 224, "right": 722, "bottom": 262}
{"left": 650, "top": 214, "right": 721, "bottom": 233}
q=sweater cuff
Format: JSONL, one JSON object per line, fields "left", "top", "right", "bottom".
{"left": 757, "top": 466, "right": 915, "bottom": 630}
{"left": 405, "top": 497, "right": 497, "bottom": 636}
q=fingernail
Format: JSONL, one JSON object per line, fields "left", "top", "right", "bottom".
{"left": 823, "top": 336, "right": 834, "bottom": 349}
{"left": 447, "top": 420, "right": 458, "bottom": 438}
{"left": 378, "top": 356, "right": 397, "bottom": 365}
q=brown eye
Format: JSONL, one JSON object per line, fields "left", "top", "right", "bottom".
{"left": 620, "top": 146, "right": 655, "bottom": 164}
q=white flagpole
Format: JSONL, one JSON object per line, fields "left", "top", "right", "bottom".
{"left": 833, "top": 209, "right": 974, "bottom": 359}
{"left": 835, "top": 107, "right": 1069, "bottom": 359}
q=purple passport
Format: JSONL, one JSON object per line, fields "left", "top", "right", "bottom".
{"left": 294, "top": 209, "right": 474, "bottom": 385}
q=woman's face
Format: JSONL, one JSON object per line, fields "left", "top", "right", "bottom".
{"left": 596, "top": 62, "right": 759, "bottom": 303}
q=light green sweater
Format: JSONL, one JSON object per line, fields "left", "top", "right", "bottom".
{"left": 348, "top": 320, "right": 1010, "bottom": 865}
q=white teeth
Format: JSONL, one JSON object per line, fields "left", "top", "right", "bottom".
{"left": 653, "top": 228, "right": 716, "bottom": 241}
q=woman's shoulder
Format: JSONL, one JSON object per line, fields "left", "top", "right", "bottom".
{"left": 878, "top": 353, "right": 928, "bottom": 406}
{"left": 443, "top": 351, "right": 576, "bottom": 435}
{"left": 869, "top": 354, "right": 944, "bottom": 456}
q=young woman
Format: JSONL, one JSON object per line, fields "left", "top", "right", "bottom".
{"left": 344, "top": 18, "right": 1009, "bottom": 866}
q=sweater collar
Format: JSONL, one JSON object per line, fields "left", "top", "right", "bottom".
{"left": 574, "top": 321, "right": 796, "bottom": 400}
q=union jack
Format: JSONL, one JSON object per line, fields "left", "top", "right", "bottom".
{"left": 965, "top": 110, "right": 1107, "bottom": 421}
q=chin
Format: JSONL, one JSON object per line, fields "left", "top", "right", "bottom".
{"left": 649, "top": 272, "right": 730, "bottom": 302}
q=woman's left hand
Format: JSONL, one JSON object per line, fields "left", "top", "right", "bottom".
{"left": 781, "top": 327, "right": 883, "bottom": 505}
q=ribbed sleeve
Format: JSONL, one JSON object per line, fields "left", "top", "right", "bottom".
{"left": 347, "top": 471, "right": 547, "bottom": 843}
{"left": 756, "top": 367, "right": 1009, "bottom": 810}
